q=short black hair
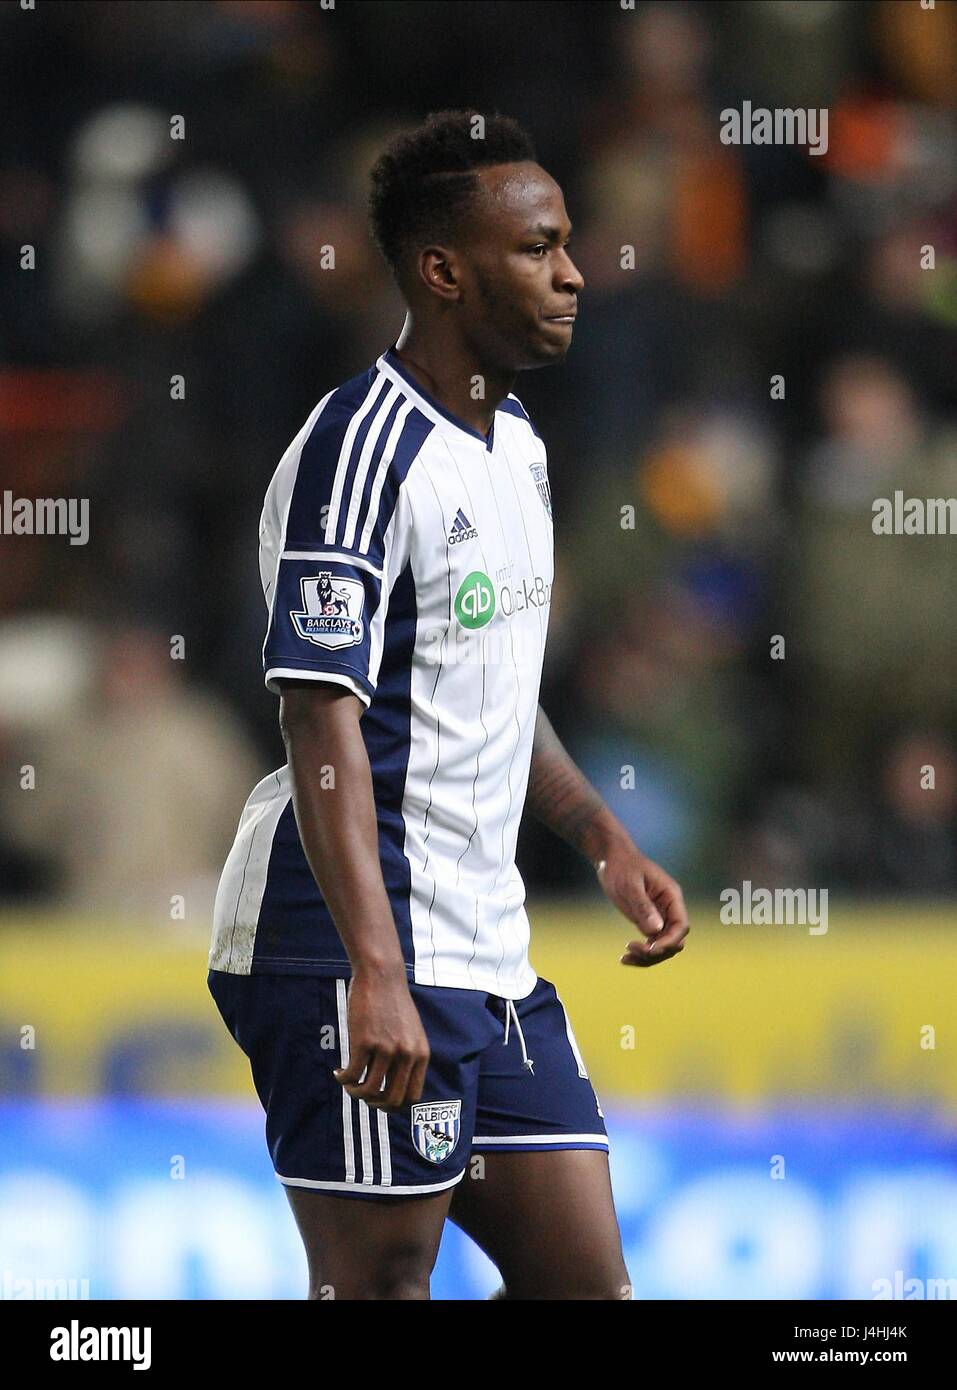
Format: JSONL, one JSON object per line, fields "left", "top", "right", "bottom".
{"left": 368, "top": 109, "right": 536, "bottom": 281}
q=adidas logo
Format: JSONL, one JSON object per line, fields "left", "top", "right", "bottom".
{"left": 448, "top": 507, "right": 478, "bottom": 545}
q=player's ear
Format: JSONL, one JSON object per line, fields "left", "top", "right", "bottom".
{"left": 418, "top": 245, "right": 462, "bottom": 302}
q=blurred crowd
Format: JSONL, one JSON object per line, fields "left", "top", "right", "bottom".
{"left": 1, "top": 0, "right": 956, "bottom": 917}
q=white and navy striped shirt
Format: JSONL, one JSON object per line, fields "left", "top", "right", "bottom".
{"left": 209, "top": 346, "right": 554, "bottom": 999}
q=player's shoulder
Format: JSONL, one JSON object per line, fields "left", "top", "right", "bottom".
{"left": 262, "top": 361, "right": 425, "bottom": 514}
{"left": 289, "top": 359, "right": 433, "bottom": 483}
{"left": 294, "top": 361, "right": 383, "bottom": 460}
{"left": 311, "top": 360, "right": 383, "bottom": 429}
{"left": 264, "top": 358, "right": 433, "bottom": 557}
{"left": 497, "top": 392, "right": 546, "bottom": 453}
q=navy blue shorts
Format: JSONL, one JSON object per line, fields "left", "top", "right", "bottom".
{"left": 208, "top": 970, "right": 608, "bottom": 1198}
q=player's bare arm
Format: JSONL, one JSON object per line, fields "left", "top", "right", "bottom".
{"left": 526, "top": 704, "right": 689, "bottom": 965}
{"left": 278, "top": 679, "right": 429, "bottom": 1110}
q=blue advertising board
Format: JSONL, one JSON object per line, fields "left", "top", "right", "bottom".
{"left": 1, "top": 1102, "right": 955, "bottom": 1300}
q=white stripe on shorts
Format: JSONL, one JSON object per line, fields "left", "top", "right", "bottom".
{"left": 377, "top": 1109, "right": 392, "bottom": 1186}
{"left": 275, "top": 1169, "right": 465, "bottom": 1196}
{"left": 470, "top": 1133, "right": 609, "bottom": 1147}
{"left": 335, "top": 979, "right": 355, "bottom": 1182}
{"left": 558, "top": 997, "right": 590, "bottom": 1079}
{"left": 358, "top": 1097, "right": 374, "bottom": 1184}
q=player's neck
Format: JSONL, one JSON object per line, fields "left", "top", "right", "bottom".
{"left": 391, "top": 323, "right": 515, "bottom": 439}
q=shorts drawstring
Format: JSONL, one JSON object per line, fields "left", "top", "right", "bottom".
{"left": 504, "top": 998, "right": 535, "bottom": 1074}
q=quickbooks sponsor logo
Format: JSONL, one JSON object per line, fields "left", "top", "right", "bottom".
{"left": 454, "top": 571, "right": 495, "bottom": 629}
{"left": 500, "top": 574, "right": 551, "bottom": 615}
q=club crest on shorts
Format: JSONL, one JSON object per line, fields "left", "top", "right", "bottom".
{"left": 529, "top": 461, "right": 552, "bottom": 518}
{"left": 290, "top": 572, "right": 364, "bottom": 650}
{"left": 411, "top": 1100, "right": 462, "bottom": 1164}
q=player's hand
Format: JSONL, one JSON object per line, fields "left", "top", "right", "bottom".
{"left": 333, "top": 966, "right": 430, "bottom": 1111}
{"left": 596, "top": 839, "right": 689, "bottom": 967}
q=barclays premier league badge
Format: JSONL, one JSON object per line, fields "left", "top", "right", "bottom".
{"left": 290, "top": 572, "right": 365, "bottom": 650}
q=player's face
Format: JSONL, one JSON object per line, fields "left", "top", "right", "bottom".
{"left": 458, "top": 162, "right": 584, "bottom": 371}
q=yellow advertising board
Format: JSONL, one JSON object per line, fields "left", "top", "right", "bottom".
{"left": 1, "top": 903, "right": 954, "bottom": 1104}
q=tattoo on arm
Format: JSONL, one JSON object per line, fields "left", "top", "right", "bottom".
{"left": 525, "top": 705, "right": 607, "bottom": 857}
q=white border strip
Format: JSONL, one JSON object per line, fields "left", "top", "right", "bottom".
{"left": 358, "top": 1097, "right": 374, "bottom": 1185}
{"left": 377, "top": 1110, "right": 392, "bottom": 1187}
{"left": 324, "top": 376, "right": 388, "bottom": 544}
{"left": 358, "top": 398, "right": 414, "bottom": 554}
{"left": 282, "top": 549, "right": 384, "bottom": 575}
{"left": 335, "top": 980, "right": 355, "bottom": 1182}
{"left": 558, "top": 997, "right": 590, "bottom": 1080}
{"left": 263, "top": 668, "right": 371, "bottom": 706}
{"left": 470, "top": 1134, "right": 609, "bottom": 1147}
{"left": 342, "top": 384, "right": 401, "bottom": 550}
{"left": 276, "top": 1168, "right": 466, "bottom": 1196}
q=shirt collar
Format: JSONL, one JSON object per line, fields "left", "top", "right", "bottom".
{"left": 377, "top": 345, "right": 496, "bottom": 452}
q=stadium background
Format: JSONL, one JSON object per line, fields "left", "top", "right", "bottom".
{"left": 1, "top": 0, "right": 956, "bottom": 1299}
